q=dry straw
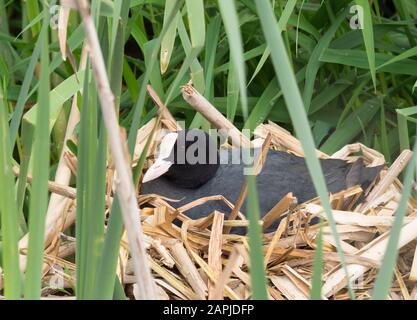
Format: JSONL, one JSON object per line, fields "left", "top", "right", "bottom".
{"left": 22, "top": 82, "right": 417, "bottom": 300}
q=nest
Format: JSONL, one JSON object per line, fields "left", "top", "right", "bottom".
{"left": 10, "top": 87, "right": 417, "bottom": 300}
{"left": 124, "top": 117, "right": 417, "bottom": 300}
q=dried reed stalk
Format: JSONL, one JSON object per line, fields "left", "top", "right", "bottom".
{"left": 281, "top": 264, "right": 316, "bottom": 298}
{"left": 181, "top": 82, "right": 251, "bottom": 148}
{"left": 169, "top": 240, "right": 208, "bottom": 299}
{"left": 224, "top": 183, "right": 248, "bottom": 234}
{"left": 254, "top": 122, "right": 329, "bottom": 158}
{"left": 150, "top": 238, "right": 175, "bottom": 268}
{"left": 13, "top": 166, "right": 77, "bottom": 200}
{"left": 148, "top": 257, "right": 199, "bottom": 299}
{"left": 74, "top": 0, "right": 156, "bottom": 299}
{"left": 262, "top": 193, "right": 297, "bottom": 231}
{"left": 270, "top": 275, "right": 308, "bottom": 300}
{"left": 322, "top": 216, "right": 417, "bottom": 297}
{"left": 331, "top": 143, "right": 385, "bottom": 166}
{"left": 307, "top": 204, "right": 414, "bottom": 227}
{"left": 224, "top": 133, "right": 272, "bottom": 233}
{"left": 208, "top": 212, "right": 224, "bottom": 299}
{"left": 211, "top": 246, "right": 242, "bottom": 299}
{"left": 264, "top": 217, "right": 288, "bottom": 265}
{"left": 147, "top": 85, "right": 180, "bottom": 131}
{"left": 58, "top": 6, "right": 70, "bottom": 60}
{"left": 410, "top": 246, "right": 417, "bottom": 281}
{"left": 357, "top": 150, "right": 412, "bottom": 212}
{"left": 58, "top": 240, "right": 76, "bottom": 259}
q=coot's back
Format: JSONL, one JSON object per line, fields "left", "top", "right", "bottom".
{"left": 141, "top": 149, "right": 382, "bottom": 232}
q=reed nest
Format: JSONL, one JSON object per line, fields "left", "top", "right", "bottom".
{"left": 7, "top": 86, "right": 417, "bottom": 300}
{"left": 128, "top": 118, "right": 417, "bottom": 300}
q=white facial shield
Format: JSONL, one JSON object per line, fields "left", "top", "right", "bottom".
{"left": 142, "top": 132, "right": 178, "bottom": 183}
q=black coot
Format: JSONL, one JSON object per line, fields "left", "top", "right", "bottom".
{"left": 141, "top": 129, "right": 382, "bottom": 232}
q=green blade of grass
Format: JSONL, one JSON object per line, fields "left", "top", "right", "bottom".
{"left": 25, "top": 0, "right": 40, "bottom": 36}
{"left": 226, "top": 52, "right": 239, "bottom": 122}
{"left": 83, "top": 10, "right": 112, "bottom": 296}
{"left": 76, "top": 3, "right": 107, "bottom": 298}
{"left": 321, "top": 98, "right": 381, "bottom": 154}
{"left": 75, "top": 65, "right": 97, "bottom": 299}
{"left": 84, "top": 126, "right": 106, "bottom": 299}
{"left": 246, "top": 175, "right": 268, "bottom": 299}
{"left": 0, "top": 0, "right": 13, "bottom": 69}
{"left": 203, "top": 15, "right": 221, "bottom": 93}
{"left": 310, "top": 0, "right": 350, "bottom": 29}
{"left": 13, "top": 11, "right": 42, "bottom": 41}
{"left": 160, "top": 0, "right": 181, "bottom": 74}
{"left": 15, "top": 122, "right": 34, "bottom": 227}
{"left": 320, "top": 49, "right": 417, "bottom": 76}
{"left": 128, "top": 0, "right": 183, "bottom": 136}
{"left": 0, "top": 80, "right": 21, "bottom": 300}
{"left": 244, "top": 77, "right": 280, "bottom": 131}
{"left": 129, "top": 20, "right": 148, "bottom": 53}
{"left": 92, "top": 0, "right": 185, "bottom": 300}
{"left": 108, "top": 0, "right": 123, "bottom": 65}
{"left": 144, "top": 39, "right": 165, "bottom": 100}
{"left": 164, "top": 36, "right": 202, "bottom": 105}
{"left": 92, "top": 198, "right": 124, "bottom": 299}
{"left": 309, "top": 73, "right": 355, "bottom": 115}
{"left": 310, "top": 220, "right": 323, "bottom": 300}
{"left": 91, "top": 1, "right": 130, "bottom": 299}
{"left": 214, "top": 44, "right": 267, "bottom": 74}
{"left": 248, "top": 0, "right": 297, "bottom": 85}
{"left": 165, "top": 50, "right": 199, "bottom": 103}
{"left": 287, "top": 11, "right": 321, "bottom": 41}
{"left": 239, "top": 0, "right": 256, "bottom": 13}
{"left": 23, "top": 70, "right": 85, "bottom": 132}
{"left": 372, "top": 137, "right": 417, "bottom": 299}
{"left": 122, "top": 57, "right": 139, "bottom": 103}
{"left": 93, "top": 117, "right": 159, "bottom": 300}
{"left": 376, "top": 45, "right": 417, "bottom": 70}
{"left": 218, "top": 0, "right": 248, "bottom": 119}
{"left": 185, "top": 0, "right": 205, "bottom": 49}
{"left": 254, "top": 0, "right": 355, "bottom": 299}
{"left": 24, "top": 4, "right": 50, "bottom": 299}
{"left": 245, "top": 68, "right": 306, "bottom": 132}
{"left": 201, "top": 15, "right": 221, "bottom": 96}
{"left": 8, "top": 18, "right": 42, "bottom": 150}
{"left": 178, "top": 17, "right": 205, "bottom": 94}
{"left": 336, "top": 77, "right": 370, "bottom": 128}
{"left": 355, "top": 0, "right": 376, "bottom": 90}
{"left": 189, "top": 14, "right": 221, "bottom": 129}
{"left": 396, "top": 106, "right": 417, "bottom": 151}
{"left": 109, "top": 1, "right": 131, "bottom": 111}
{"left": 303, "top": 8, "right": 347, "bottom": 112}
{"left": 219, "top": 0, "right": 267, "bottom": 300}
{"left": 379, "top": 100, "right": 391, "bottom": 163}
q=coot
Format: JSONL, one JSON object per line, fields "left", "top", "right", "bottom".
{"left": 141, "top": 129, "right": 382, "bottom": 232}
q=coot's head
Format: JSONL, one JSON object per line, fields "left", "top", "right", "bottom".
{"left": 143, "top": 129, "right": 220, "bottom": 188}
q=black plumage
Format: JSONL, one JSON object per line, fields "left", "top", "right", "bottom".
{"left": 141, "top": 130, "right": 383, "bottom": 232}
